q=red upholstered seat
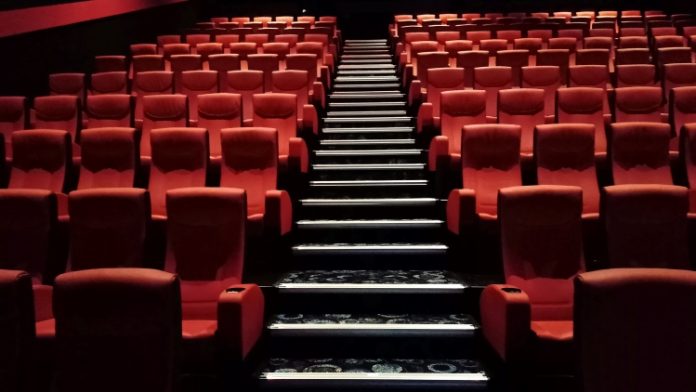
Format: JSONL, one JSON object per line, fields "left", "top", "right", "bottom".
{"left": 456, "top": 50, "right": 489, "bottom": 87}
{"left": 657, "top": 47, "right": 693, "bottom": 66}
{"left": 186, "top": 33, "right": 211, "bottom": 48}
{"left": 480, "top": 39, "right": 507, "bottom": 55}
{"left": 497, "top": 88, "right": 546, "bottom": 159}
{"left": 263, "top": 42, "right": 290, "bottom": 62}
{"left": 575, "top": 268, "right": 696, "bottom": 392}
{"left": 672, "top": 87, "right": 696, "bottom": 145}
{"left": 615, "top": 64, "right": 657, "bottom": 87}
{"left": 0, "top": 269, "right": 35, "bottom": 392}
{"left": 222, "top": 70, "right": 263, "bottom": 121}
{"left": 535, "top": 49, "right": 570, "bottom": 81}
{"left": 130, "top": 43, "right": 157, "bottom": 56}
{"left": 179, "top": 70, "right": 218, "bottom": 124}
{"left": 474, "top": 66, "right": 513, "bottom": 119}
{"left": 521, "top": 66, "right": 561, "bottom": 118}
{"left": 162, "top": 44, "right": 191, "bottom": 63}
{"left": 165, "top": 188, "right": 264, "bottom": 364}
{"left": 84, "top": 94, "right": 133, "bottom": 128}
{"left": 53, "top": 268, "right": 180, "bottom": 392}
{"left": 613, "top": 87, "right": 663, "bottom": 122}
{"left": 228, "top": 42, "right": 258, "bottom": 64}
{"left": 170, "top": 55, "right": 203, "bottom": 88}
{"left": 132, "top": 71, "right": 174, "bottom": 125}
{"left": 94, "top": 55, "right": 126, "bottom": 73}
{"left": 415, "top": 52, "right": 449, "bottom": 89}
{"left": 0, "top": 96, "right": 26, "bottom": 158}
{"left": 556, "top": 87, "right": 608, "bottom": 157}
{"left": 197, "top": 93, "right": 242, "bottom": 161}
{"left": 680, "top": 125, "right": 696, "bottom": 212}
{"left": 609, "top": 122, "right": 672, "bottom": 185}
{"left": 247, "top": 54, "right": 280, "bottom": 92}
{"left": 250, "top": 93, "right": 309, "bottom": 173}
{"left": 208, "top": 54, "right": 241, "bottom": 87}
{"left": 415, "top": 67, "right": 466, "bottom": 133}
{"left": 78, "top": 128, "right": 137, "bottom": 189}
{"left": 157, "top": 34, "right": 181, "bottom": 49}
{"left": 496, "top": 50, "right": 529, "bottom": 85}
{"left": 663, "top": 63, "right": 696, "bottom": 102}
{"left": 602, "top": 185, "right": 690, "bottom": 268}
{"left": 220, "top": 127, "right": 292, "bottom": 236}
{"left": 615, "top": 48, "right": 651, "bottom": 65}
{"left": 149, "top": 128, "right": 208, "bottom": 219}
{"left": 49, "top": 73, "right": 85, "bottom": 101}
{"left": 132, "top": 55, "right": 165, "bottom": 75}
{"left": 90, "top": 71, "right": 128, "bottom": 95}
{"left": 428, "top": 90, "right": 487, "bottom": 172}
{"left": 535, "top": 124, "right": 599, "bottom": 216}
{"left": 480, "top": 185, "right": 585, "bottom": 371}
{"left": 140, "top": 94, "right": 188, "bottom": 160}
{"left": 30, "top": 96, "right": 80, "bottom": 143}
{"left": 271, "top": 70, "right": 319, "bottom": 133}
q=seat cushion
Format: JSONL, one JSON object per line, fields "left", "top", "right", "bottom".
{"left": 181, "top": 319, "right": 217, "bottom": 371}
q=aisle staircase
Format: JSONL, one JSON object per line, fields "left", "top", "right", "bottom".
{"left": 255, "top": 38, "right": 491, "bottom": 391}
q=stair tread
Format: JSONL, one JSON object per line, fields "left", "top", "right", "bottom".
{"left": 315, "top": 149, "right": 421, "bottom": 156}
{"left": 313, "top": 163, "right": 424, "bottom": 170}
{"left": 297, "top": 219, "right": 442, "bottom": 226}
{"left": 276, "top": 269, "right": 465, "bottom": 289}
{"left": 309, "top": 179, "right": 427, "bottom": 186}
{"left": 268, "top": 313, "right": 476, "bottom": 329}
{"left": 300, "top": 197, "right": 438, "bottom": 206}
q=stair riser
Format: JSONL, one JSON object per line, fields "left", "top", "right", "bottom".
{"left": 292, "top": 250, "right": 448, "bottom": 270}
{"left": 296, "top": 227, "right": 443, "bottom": 243}
{"left": 311, "top": 170, "right": 427, "bottom": 181}
{"left": 299, "top": 203, "right": 443, "bottom": 220}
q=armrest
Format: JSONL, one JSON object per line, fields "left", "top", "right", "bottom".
{"left": 408, "top": 79, "right": 423, "bottom": 107}
{"left": 417, "top": 102, "right": 434, "bottom": 134}
{"left": 323, "top": 54, "right": 335, "bottom": 73}
{"left": 217, "top": 283, "right": 265, "bottom": 359}
{"left": 288, "top": 137, "right": 309, "bottom": 173}
{"left": 243, "top": 118, "right": 254, "bottom": 127}
{"left": 56, "top": 192, "right": 69, "bottom": 223}
{"left": 264, "top": 189, "right": 293, "bottom": 236}
{"left": 189, "top": 119, "right": 198, "bottom": 127}
{"left": 402, "top": 64, "right": 414, "bottom": 88}
{"left": 399, "top": 52, "right": 407, "bottom": 69}
{"left": 480, "top": 284, "right": 532, "bottom": 362}
{"left": 446, "top": 188, "right": 476, "bottom": 235}
{"left": 302, "top": 104, "right": 319, "bottom": 135}
{"left": 394, "top": 42, "right": 404, "bottom": 57}
{"left": 311, "top": 81, "right": 326, "bottom": 109}
{"left": 320, "top": 66, "right": 331, "bottom": 90}
{"left": 428, "top": 135, "right": 448, "bottom": 171}
{"left": 544, "top": 115, "right": 555, "bottom": 124}
{"left": 33, "top": 284, "right": 54, "bottom": 322}
{"left": 135, "top": 119, "right": 143, "bottom": 130}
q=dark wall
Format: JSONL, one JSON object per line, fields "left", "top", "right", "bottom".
{"left": 0, "top": 1, "right": 200, "bottom": 97}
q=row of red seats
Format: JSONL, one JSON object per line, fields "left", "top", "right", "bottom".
{"left": 0, "top": 186, "right": 266, "bottom": 391}
{"left": 473, "top": 184, "right": 696, "bottom": 390}
{"left": 0, "top": 92, "right": 313, "bottom": 171}
{"left": 395, "top": 10, "right": 678, "bottom": 25}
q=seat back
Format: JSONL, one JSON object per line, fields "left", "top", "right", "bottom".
{"left": 456, "top": 50, "right": 489, "bottom": 87}
{"left": 603, "top": 184, "right": 690, "bottom": 268}
{"left": 78, "top": 128, "right": 137, "bottom": 189}
{"left": 53, "top": 268, "right": 180, "bottom": 392}
{"left": 474, "top": 66, "right": 513, "bottom": 118}
{"left": 614, "top": 86, "right": 663, "bottom": 124}
{"left": 252, "top": 93, "right": 297, "bottom": 157}
{"left": 31, "top": 96, "right": 80, "bottom": 142}
{"left": 461, "top": 124, "right": 522, "bottom": 216}
{"left": 84, "top": 94, "right": 133, "bottom": 128}
{"left": 615, "top": 48, "right": 651, "bottom": 65}
{"left": 49, "top": 73, "right": 85, "bottom": 100}
{"left": 426, "top": 68, "right": 466, "bottom": 116}
{"left": 90, "top": 71, "right": 128, "bottom": 95}
{"left": 179, "top": 70, "right": 218, "bottom": 122}
{"left": 132, "top": 55, "right": 165, "bottom": 74}
{"left": 609, "top": 122, "right": 672, "bottom": 185}
{"left": 223, "top": 70, "right": 263, "bottom": 121}
{"left": 615, "top": 64, "right": 656, "bottom": 87}
{"left": 440, "top": 90, "right": 487, "bottom": 155}
{"left": 535, "top": 124, "right": 599, "bottom": 214}
{"left": 247, "top": 54, "right": 280, "bottom": 91}
{"left": 672, "top": 87, "right": 696, "bottom": 142}
{"left": 415, "top": 52, "right": 449, "bottom": 88}
{"left": 149, "top": 128, "right": 208, "bottom": 218}
{"left": 141, "top": 94, "right": 188, "bottom": 159}
{"left": 0, "top": 269, "right": 35, "bottom": 392}
{"left": 94, "top": 55, "right": 126, "bottom": 73}
{"left": 521, "top": 66, "right": 561, "bottom": 118}
{"left": 271, "top": 70, "right": 310, "bottom": 115}
{"left": 496, "top": 50, "right": 529, "bottom": 85}
{"left": 68, "top": 188, "right": 149, "bottom": 270}
{"left": 575, "top": 268, "right": 696, "bottom": 392}
{"left": 557, "top": 87, "right": 607, "bottom": 154}
{"left": 220, "top": 127, "right": 278, "bottom": 217}
{"left": 10, "top": 130, "right": 70, "bottom": 193}
{"left": 0, "top": 96, "right": 26, "bottom": 157}
{"left": 498, "top": 88, "right": 545, "bottom": 156}
{"left": 499, "top": 185, "right": 585, "bottom": 319}
{"left": 663, "top": 63, "right": 696, "bottom": 102}
{"left": 197, "top": 93, "right": 242, "bottom": 159}
{"left": 132, "top": 71, "right": 174, "bottom": 122}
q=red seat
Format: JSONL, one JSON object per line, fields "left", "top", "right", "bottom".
{"left": 575, "top": 48, "right": 610, "bottom": 66}
{"left": 94, "top": 55, "right": 126, "bottom": 73}
{"left": 609, "top": 122, "right": 672, "bottom": 185}
{"left": 186, "top": 33, "right": 211, "bottom": 49}
{"left": 513, "top": 37, "right": 543, "bottom": 54}
{"left": 428, "top": 90, "right": 487, "bottom": 172}
{"left": 474, "top": 66, "right": 513, "bottom": 119}
{"left": 49, "top": 73, "right": 85, "bottom": 101}
{"left": 663, "top": 63, "right": 696, "bottom": 102}
{"left": 68, "top": 188, "right": 149, "bottom": 270}
{"left": 247, "top": 54, "right": 280, "bottom": 91}
{"left": 222, "top": 70, "right": 264, "bottom": 121}
{"left": 250, "top": 93, "right": 308, "bottom": 173}
{"left": 602, "top": 185, "right": 690, "bottom": 268}
{"left": 132, "top": 55, "right": 165, "bottom": 75}
{"left": 415, "top": 67, "right": 466, "bottom": 133}
{"left": 536, "top": 49, "right": 570, "bottom": 81}
{"left": 654, "top": 35, "right": 686, "bottom": 49}
{"left": 557, "top": 87, "right": 608, "bottom": 157}
{"left": 215, "top": 34, "right": 241, "bottom": 50}
{"left": 480, "top": 39, "right": 508, "bottom": 55}
{"left": 456, "top": 50, "right": 489, "bottom": 87}
{"left": 52, "top": 268, "right": 180, "bottom": 392}
{"left": 415, "top": 52, "right": 449, "bottom": 89}
{"left": 0, "top": 96, "right": 26, "bottom": 158}
{"left": 535, "top": 124, "right": 599, "bottom": 216}
{"left": 162, "top": 43, "right": 191, "bottom": 64}
{"left": 275, "top": 34, "right": 299, "bottom": 51}
{"left": 497, "top": 88, "right": 546, "bottom": 159}
{"left": 179, "top": 70, "right": 218, "bottom": 124}
{"left": 575, "top": 268, "right": 696, "bottom": 392}
{"left": 164, "top": 188, "right": 264, "bottom": 363}
{"left": 296, "top": 41, "right": 332, "bottom": 78}
{"left": 618, "top": 36, "right": 649, "bottom": 49}
{"left": 615, "top": 64, "right": 657, "bottom": 87}
{"left": 132, "top": 71, "right": 174, "bottom": 125}
{"left": 657, "top": 47, "right": 693, "bottom": 66}
{"left": 480, "top": 185, "right": 584, "bottom": 371}
{"left": 90, "top": 72, "right": 128, "bottom": 95}
{"left": 613, "top": 86, "right": 663, "bottom": 122}
{"left": 208, "top": 54, "right": 241, "bottom": 87}
{"left": 220, "top": 127, "right": 292, "bottom": 236}
{"left": 406, "top": 41, "right": 439, "bottom": 78}
{"left": 584, "top": 36, "right": 614, "bottom": 51}
{"left": 149, "top": 128, "right": 208, "bottom": 219}
{"left": 521, "top": 66, "right": 561, "bottom": 118}
{"left": 157, "top": 34, "right": 181, "bottom": 49}
{"left": 130, "top": 43, "right": 157, "bottom": 56}
{"left": 77, "top": 128, "right": 137, "bottom": 189}
{"left": 672, "top": 87, "right": 696, "bottom": 143}
{"left": 270, "top": 70, "right": 319, "bottom": 134}
{"left": 679, "top": 124, "right": 696, "bottom": 211}
{"left": 262, "top": 42, "right": 291, "bottom": 61}
{"left": 197, "top": 93, "right": 242, "bottom": 161}
{"left": 0, "top": 269, "right": 35, "bottom": 392}
{"left": 496, "top": 50, "right": 529, "bottom": 85}
{"left": 615, "top": 48, "right": 651, "bottom": 65}
{"left": 140, "top": 94, "right": 188, "bottom": 161}
{"left": 170, "top": 55, "right": 203, "bottom": 88}
{"left": 84, "top": 94, "right": 133, "bottom": 128}
{"left": 228, "top": 42, "right": 258, "bottom": 63}
{"left": 30, "top": 96, "right": 80, "bottom": 143}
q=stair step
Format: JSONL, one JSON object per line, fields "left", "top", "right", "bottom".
{"left": 337, "top": 69, "right": 396, "bottom": 75}
{"left": 313, "top": 162, "right": 424, "bottom": 171}
{"left": 300, "top": 197, "right": 437, "bottom": 207}
{"left": 341, "top": 59, "right": 394, "bottom": 64}
{"left": 319, "top": 139, "right": 414, "bottom": 146}
{"left": 334, "top": 83, "right": 401, "bottom": 89}
{"left": 268, "top": 313, "right": 476, "bottom": 334}
{"left": 322, "top": 126, "right": 412, "bottom": 134}
{"left": 276, "top": 270, "right": 464, "bottom": 292}
{"left": 342, "top": 54, "right": 392, "bottom": 59}
{"left": 322, "top": 117, "right": 412, "bottom": 126}
{"left": 309, "top": 179, "right": 428, "bottom": 187}
{"left": 315, "top": 149, "right": 421, "bottom": 157}
{"left": 342, "top": 51, "right": 391, "bottom": 55}
{"left": 335, "top": 76, "right": 399, "bottom": 82}
{"left": 345, "top": 39, "right": 388, "bottom": 43}
{"left": 329, "top": 92, "right": 404, "bottom": 101}
{"left": 328, "top": 101, "right": 405, "bottom": 109}
{"left": 338, "top": 64, "right": 395, "bottom": 69}
{"left": 297, "top": 219, "right": 443, "bottom": 229}
{"left": 326, "top": 110, "right": 408, "bottom": 117}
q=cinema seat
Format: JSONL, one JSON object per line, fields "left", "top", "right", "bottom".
{"left": 613, "top": 87, "right": 663, "bottom": 123}
{"left": 427, "top": 90, "right": 487, "bottom": 173}
{"left": 132, "top": 71, "right": 174, "bottom": 126}
{"left": 535, "top": 124, "right": 599, "bottom": 216}
{"left": 162, "top": 43, "right": 191, "bottom": 65}
{"left": 77, "top": 128, "right": 137, "bottom": 189}
{"left": 94, "top": 55, "right": 127, "bottom": 73}
{"left": 247, "top": 54, "right": 280, "bottom": 92}
{"left": 672, "top": 87, "right": 696, "bottom": 143}
{"left": 536, "top": 49, "right": 570, "bottom": 81}
{"left": 262, "top": 42, "right": 291, "bottom": 63}
{"left": 296, "top": 41, "right": 333, "bottom": 78}
{"left": 132, "top": 55, "right": 165, "bottom": 75}
{"left": 193, "top": 43, "right": 224, "bottom": 66}
{"left": 657, "top": 47, "right": 693, "bottom": 67}
{"left": 446, "top": 124, "right": 522, "bottom": 235}
{"left": 270, "top": 70, "right": 319, "bottom": 134}
{"left": 575, "top": 268, "right": 696, "bottom": 392}
{"left": 68, "top": 188, "right": 149, "bottom": 270}
{"left": 663, "top": 63, "right": 696, "bottom": 102}
{"left": 615, "top": 48, "right": 651, "bottom": 65}
{"left": 48, "top": 73, "right": 85, "bottom": 101}
{"left": 474, "top": 66, "right": 513, "bottom": 120}
{"left": 140, "top": 94, "right": 188, "bottom": 161}
{"left": 170, "top": 55, "right": 203, "bottom": 87}
{"left": 415, "top": 52, "right": 449, "bottom": 89}
{"left": 557, "top": 87, "right": 609, "bottom": 158}
{"left": 220, "top": 128, "right": 292, "bottom": 236}
{"left": 52, "top": 268, "right": 180, "bottom": 392}
{"left": 575, "top": 49, "right": 610, "bottom": 67}
{"left": 90, "top": 72, "right": 128, "bottom": 95}
{"left": 609, "top": 122, "right": 672, "bottom": 185}
{"left": 615, "top": 64, "right": 657, "bottom": 87}
{"left": 186, "top": 33, "right": 211, "bottom": 49}
{"left": 480, "top": 185, "right": 584, "bottom": 371}
{"left": 149, "top": 128, "right": 208, "bottom": 220}
{"left": 208, "top": 54, "right": 241, "bottom": 87}
{"left": 179, "top": 70, "right": 218, "bottom": 124}
{"left": 157, "top": 34, "right": 181, "bottom": 49}
{"left": 250, "top": 93, "right": 308, "bottom": 173}
{"left": 0, "top": 269, "right": 35, "bottom": 392}
{"left": 30, "top": 96, "right": 80, "bottom": 143}
{"left": 130, "top": 43, "right": 157, "bottom": 56}
{"left": 84, "top": 94, "right": 133, "bottom": 128}
{"left": 480, "top": 39, "right": 508, "bottom": 55}
{"left": 228, "top": 42, "right": 258, "bottom": 64}
{"left": 498, "top": 88, "right": 547, "bottom": 160}
{"left": 414, "top": 67, "right": 466, "bottom": 133}
{"left": 521, "top": 66, "right": 561, "bottom": 118}
{"left": 496, "top": 50, "right": 529, "bottom": 85}
{"left": 0, "top": 96, "right": 26, "bottom": 158}
{"left": 164, "top": 188, "right": 265, "bottom": 365}
{"left": 602, "top": 184, "right": 690, "bottom": 268}
{"left": 222, "top": 70, "right": 264, "bottom": 121}
{"left": 197, "top": 93, "right": 242, "bottom": 163}
{"left": 456, "top": 50, "right": 489, "bottom": 87}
